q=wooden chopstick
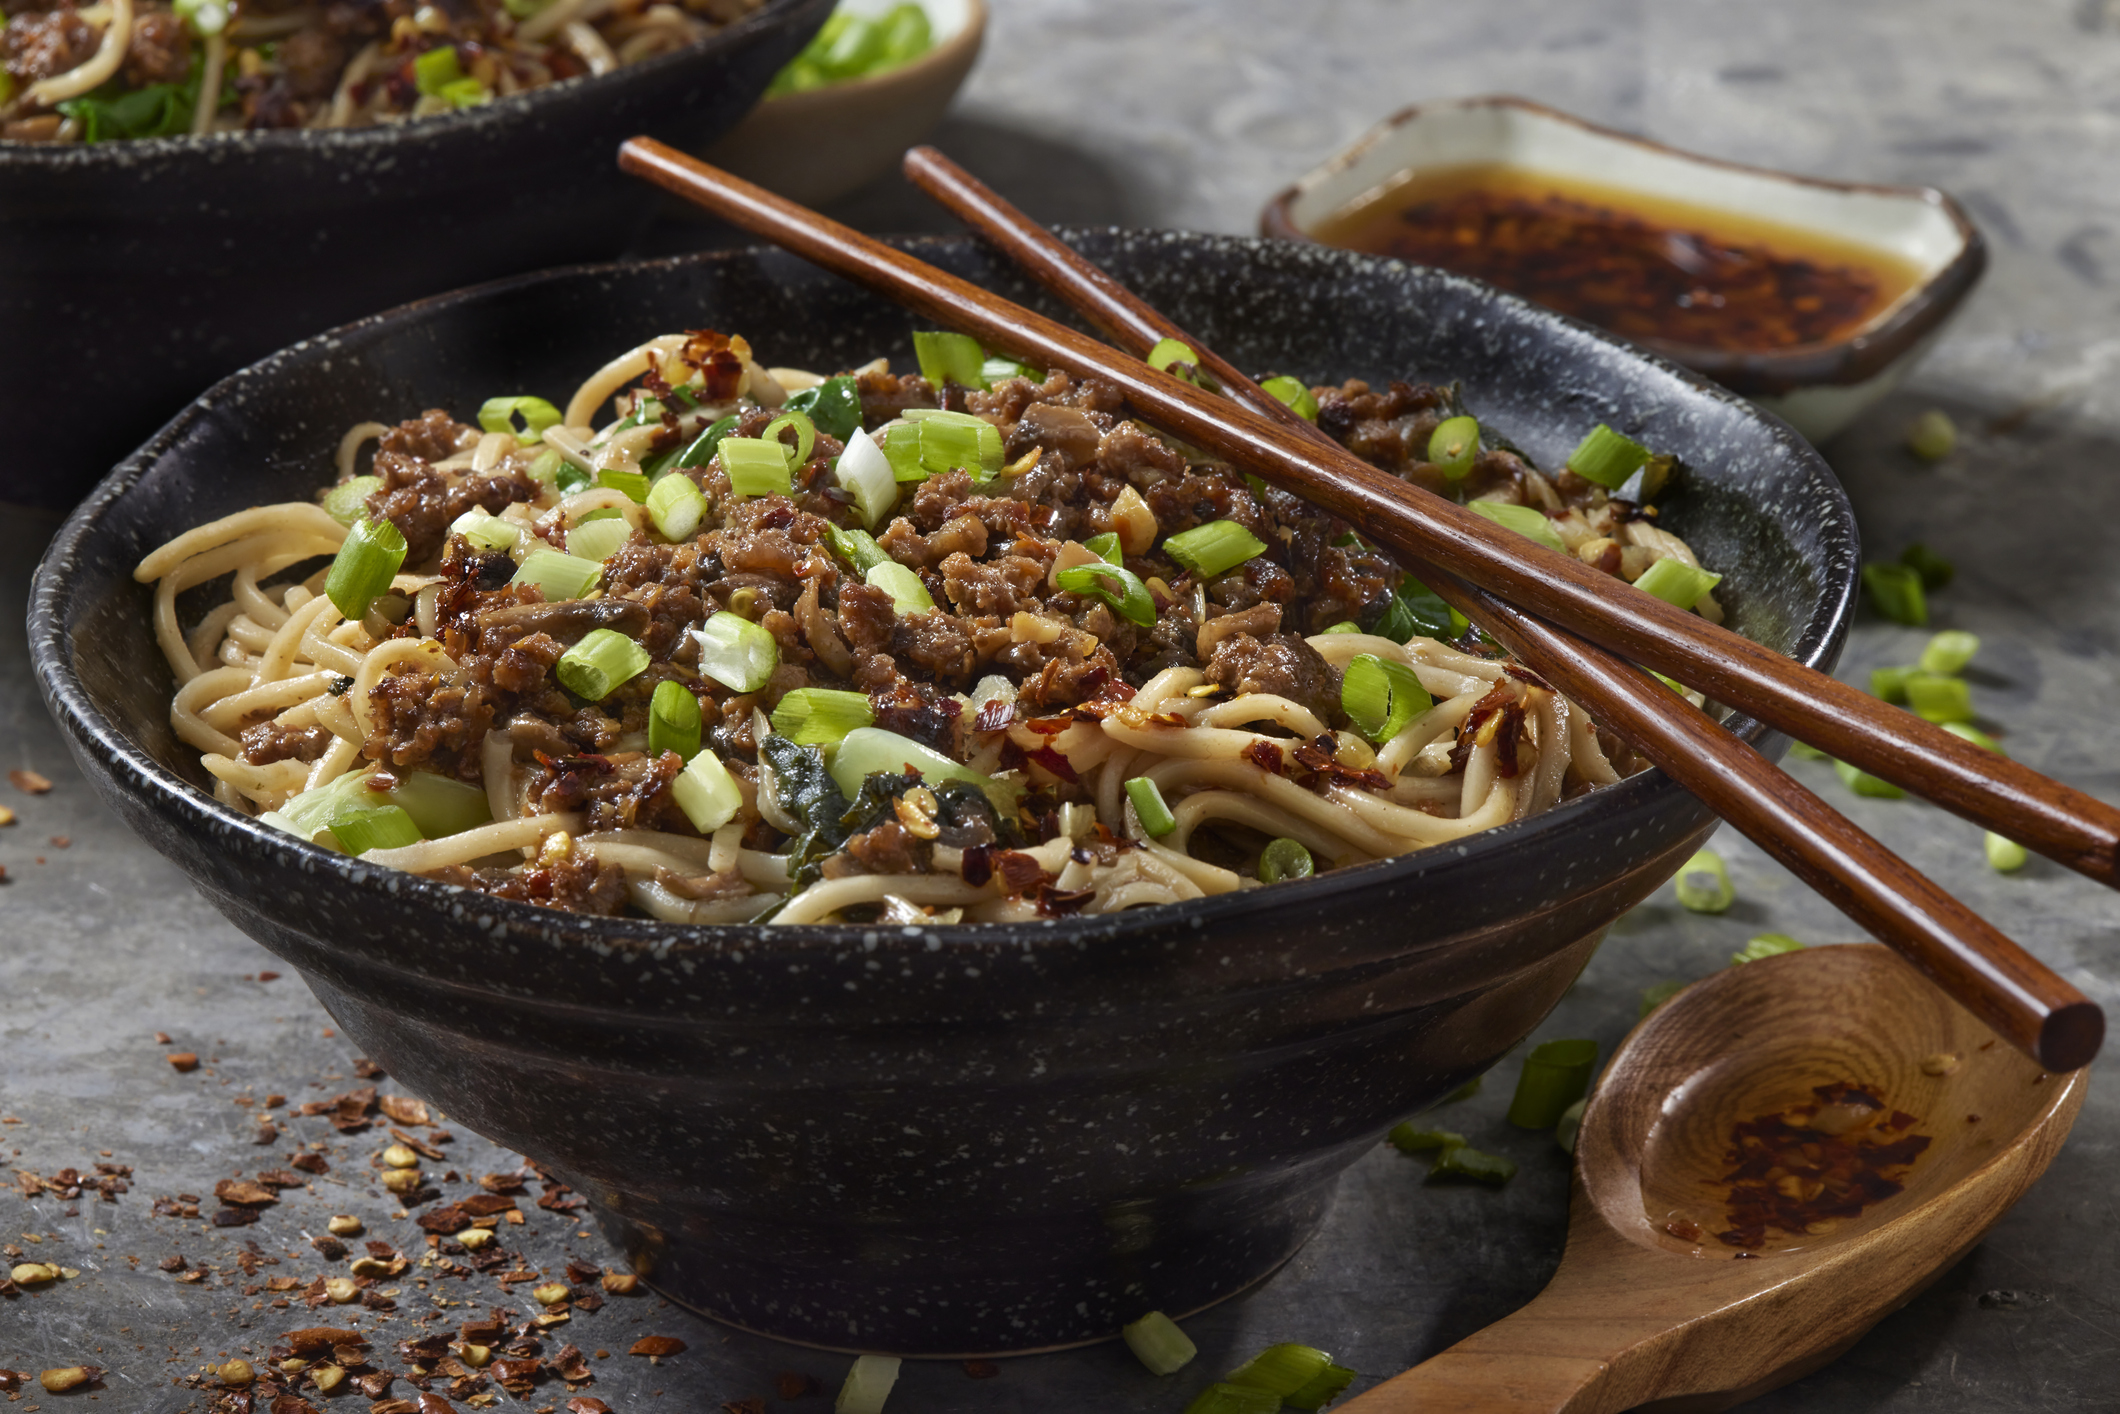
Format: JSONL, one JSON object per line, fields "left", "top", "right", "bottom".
{"left": 619, "top": 137, "right": 2120, "bottom": 894}
{"left": 889, "top": 146, "right": 2101, "bottom": 1072}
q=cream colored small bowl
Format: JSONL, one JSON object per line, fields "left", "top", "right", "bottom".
{"left": 1262, "top": 96, "right": 1986, "bottom": 443}
{"left": 702, "top": 0, "right": 984, "bottom": 208}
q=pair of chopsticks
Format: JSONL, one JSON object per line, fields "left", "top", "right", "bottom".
{"left": 618, "top": 137, "right": 2107, "bottom": 1071}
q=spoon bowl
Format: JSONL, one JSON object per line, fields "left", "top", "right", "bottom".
{"left": 1345, "top": 944, "right": 2086, "bottom": 1413}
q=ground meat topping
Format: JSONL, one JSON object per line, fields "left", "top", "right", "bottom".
{"left": 120, "top": 7, "right": 188, "bottom": 85}
{"left": 1201, "top": 632, "right": 1341, "bottom": 722}
{"left": 4, "top": 5, "right": 93, "bottom": 80}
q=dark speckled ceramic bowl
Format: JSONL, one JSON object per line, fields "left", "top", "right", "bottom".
{"left": 0, "top": 0, "right": 830, "bottom": 512}
{"left": 30, "top": 231, "right": 1857, "bottom": 1355}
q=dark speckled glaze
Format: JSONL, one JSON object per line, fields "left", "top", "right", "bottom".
{"left": 0, "top": 0, "right": 830, "bottom": 512}
{"left": 29, "top": 232, "right": 1857, "bottom": 1355}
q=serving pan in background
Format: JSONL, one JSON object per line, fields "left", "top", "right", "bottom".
{"left": 0, "top": 0, "right": 831, "bottom": 512}
{"left": 30, "top": 230, "right": 1857, "bottom": 1353}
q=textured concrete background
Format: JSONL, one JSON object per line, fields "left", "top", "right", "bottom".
{"left": 7, "top": 0, "right": 2120, "bottom": 1408}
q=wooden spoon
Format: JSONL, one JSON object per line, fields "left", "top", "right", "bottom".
{"left": 1340, "top": 944, "right": 2086, "bottom": 1414}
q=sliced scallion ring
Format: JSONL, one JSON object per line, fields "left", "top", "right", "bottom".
{"left": 514, "top": 549, "right": 600, "bottom": 602}
{"left": 1673, "top": 848, "right": 1734, "bottom": 913}
{"left": 1163, "top": 519, "right": 1267, "bottom": 580}
{"left": 915, "top": 411, "right": 1004, "bottom": 480}
{"left": 1905, "top": 673, "right": 1975, "bottom": 724}
{"left": 1260, "top": 375, "right": 1318, "bottom": 422}
{"left": 646, "top": 471, "right": 708, "bottom": 542}
{"left": 720, "top": 437, "right": 795, "bottom": 497}
{"left": 1225, "top": 1345, "right": 1336, "bottom": 1400}
{"left": 833, "top": 426, "right": 899, "bottom": 528}
{"left": 1120, "top": 1311, "right": 1196, "bottom": 1376}
{"left": 1943, "top": 721, "right": 2007, "bottom": 755}
{"left": 691, "top": 610, "right": 779, "bottom": 694}
{"left": 565, "top": 516, "right": 631, "bottom": 564}
{"left": 865, "top": 560, "right": 934, "bottom": 615}
{"left": 1467, "top": 499, "right": 1566, "bottom": 554}
{"left": 912, "top": 330, "right": 987, "bottom": 391}
{"left": 1869, "top": 665, "right": 1916, "bottom": 704}
{"left": 326, "top": 802, "right": 423, "bottom": 856}
{"left": 556, "top": 628, "right": 649, "bottom": 702}
{"left": 1284, "top": 1363, "right": 1358, "bottom": 1411}
{"left": 649, "top": 679, "right": 702, "bottom": 761}
{"left": 1256, "top": 837, "right": 1313, "bottom": 884}
{"left": 825, "top": 523, "right": 890, "bottom": 576}
{"left": 771, "top": 687, "right": 874, "bottom": 746}
{"left": 762, "top": 408, "right": 818, "bottom": 468}
{"left": 1124, "top": 776, "right": 1176, "bottom": 838}
{"left": 449, "top": 507, "right": 519, "bottom": 552}
{"left": 1732, "top": 932, "right": 1805, "bottom": 965}
{"left": 596, "top": 468, "right": 651, "bottom": 504}
{"left": 1505, "top": 1038, "right": 1597, "bottom": 1129}
{"left": 323, "top": 476, "right": 381, "bottom": 527}
{"left": 1339, "top": 653, "right": 1431, "bottom": 744}
{"left": 1054, "top": 560, "right": 1156, "bottom": 626}
{"left": 1919, "top": 630, "right": 1980, "bottom": 676}
{"left": 1633, "top": 557, "right": 1723, "bottom": 611}
{"left": 1835, "top": 759, "right": 1906, "bottom": 798}
{"left": 671, "top": 749, "right": 743, "bottom": 832}
{"left": 1083, "top": 531, "right": 1121, "bottom": 564}
{"left": 1566, "top": 423, "right": 1652, "bottom": 490}
{"left": 1427, "top": 415, "right": 1480, "bottom": 480}
{"left": 1862, "top": 562, "right": 1928, "bottom": 626}
{"left": 834, "top": 1355, "right": 901, "bottom": 1414}
{"left": 324, "top": 516, "right": 408, "bottom": 621}
{"left": 1985, "top": 831, "right": 2028, "bottom": 873}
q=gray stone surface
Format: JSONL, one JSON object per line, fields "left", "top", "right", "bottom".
{"left": 7, "top": 0, "right": 2120, "bottom": 1407}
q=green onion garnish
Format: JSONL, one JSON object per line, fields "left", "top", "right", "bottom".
{"left": 763, "top": 408, "right": 818, "bottom": 468}
{"left": 1869, "top": 665, "right": 1915, "bottom": 703}
{"left": 690, "top": 611, "right": 779, "bottom": 694}
{"left": 1673, "top": 848, "right": 1734, "bottom": 913}
{"left": 1180, "top": 1383, "right": 1281, "bottom": 1414}
{"left": 915, "top": 411, "right": 1004, "bottom": 480}
{"left": 834, "top": 427, "right": 899, "bottom": 528}
{"left": 1120, "top": 1311, "right": 1196, "bottom": 1376}
{"left": 382, "top": 772, "right": 490, "bottom": 839}
{"left": 1906, "top": 408, "right": 1958, "bottom": 462}
{"left": 720, "top": 437, "right": 795, "bottom": 497}
{"left": 1257, "top": 837, "right": 1314, "bottom": 884}
{"left": 514, "top": 549, "right": 601, "bottom": 602}
{"left": 1388, "top": 1124, "right": 1463, "bottom": 1154}
{"left": 1260, "top": 376, "right": 1318, "bottom": 422}
{"left": 1506, "top": 1038, "right": 1596, "bottom": 1129}
{"left": 1899, "top": 542, "right": 1955, "bottom": 590}
{"left": 1640, "top": 979, "right": 1686, "bottom": 1019}
{"left": 326, "top": 802, "right": 422, "bottom": 856}
{"left": 827, "top": 727, "right": 1016, "bottom": 812}
{"left": 866, "top": 560, "right": 934, "bottom": 615}
{"left": 824, "top": 523, "right": 891, "bottom": 576}
{"left": 771, "top": 688, "right": 874, "bottom": 746}
{"left": 1340, "top": 653, "right": 1432, "bottom": 745}
{"left": 980, "top": 354, "right": 1038, "bottom": 384}
{"left": 1427, "top": 415, "right": 1480, "bottom": 480}
{"left": 783, "top": 375, "right": 863, "bottom": 442}
{"left": 1163, "top": 519, "right": 1267, "bottom": 580}
{"left": 1125, "top": 776, "right": 1177, "bottom": 838}
{"left": 412, "top": 44, "right": 462, "bottom": 95}
{"left": 1555, "top": 1097, "right": 1587, "bottom": 1154}
{"left": 835, "top": 1355, "right": 900, "bottom": 1414}
{"left": 322, "top": 476, "right": 381, "bottom": 526}
{"left": 913, "top": 330, "right": 988, "bottom": 391}
{"left": 1468, "top": 499, "right": 1566, "bottom": 554}
{"left": 450, "top": 507, "right": 519, "bottom": 553}
{"left": 1226, "top": 1344, "right": 1336, "bottom": 1400}
{"left": 649, "top": 679, "right": 702, "bottom": 762}
{"left": 1918, "top": 630, "right": 1980, "bottom": 675}
{"left": 646, "top": 471, "right": 707, "bottom": 542}
{"left": 881, "top": 422, "right": 927, "bottom": 482}
{"left": 1146, "top": 337, "right": 1197, "bottom": 375}
{"left": 1566, "top": 423, "right": 1653, "bottom": 490}
{"left": 438, "top": 76, "right": 489, "bottom": 107}
{"left": 556, "top": 628, "right": 650, "bottom": 702}
{"left": 554, "top": 462, "right": 592, "bottom": 495}
{"left": 1632, "top": 557, "right": 1723, "bottom": 611}
{"left": 1905, "top": 673, "right": 1975, "bottom": 724}
{"left": 1861, "top": 562, "right": 1928, "bottom": 626}
{"left": 566, "top": 516, "right": 631, "bottom": 564}
{"left": 1427, "top": 1144, "right": 1518, "bottom": 1186}
{"left": 1985, "top": 831, "right": 2029, "bottom": 873}
{"left": 1083, "top": 531, "right": 1121, "bottom": 564}
{"left": 1943, "top": 721, "right": 2006, "bottom": 755}
{"left": 1835, "top": 759, "right": 1906, "bottom": 798}
{"left": 324, "top": 516, "right": 408, "bottom": 621}
{"left": 1054, "top": 560, "right": 1156, "bottom": 626}
{"left": 671, "top": 748, "right": 743, "bottom": 833}
{"left": 596, "top": 468, "right": 651, "bottom": 504}
{"left": 1320, "top": 621, "right": 1361, "bottom": 635}
{"left": 1732, "top": 932, "right": 1805, "bottom": 965}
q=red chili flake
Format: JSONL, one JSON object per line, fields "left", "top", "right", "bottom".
{"left": 567, "top": 1401, "right": 615, "bottom": 1414}
{"left": 8, "top": 769, "right": 52, "bottom": 794}
{"left": 961, "top": 1360, "right": 1000, "bottom": 1379}
{"left": 168, "top": 1052, "right": 200, "bottom": 1072}
{"left": 960, "top": 843, "right": 994, "bottom": 887}
{"left": 1025, "top": 745, "right": 1079, "bottom": 782}
{"left": 1503, "top": 664, "right": 1554, "bottom": 692}
{"left": 775, "top": 1373, "right": 820, "bottom": 1399}
{"left": 290, "top": 1153, "right": 329, "bottom": 1175}
{"left": 629, "top": 1336, "right": 687, "bottom": 1358}
{"left": 1034, "top": 884, "right": 1096, "bottom": 917}
{"left": 1713, "top": 1082, "right": 1931, "bottom": 1250}
{"left": 352, "top": 1058, "right": 386, "bottom": 1080}
{"left": 1289, "top": 737, "right": 1393, "bottom": 793}
{"left": 992, "top": 850, "right": 1047, "bottom": 893}
{"left": 48, "top": 835, "right": 70, "bottom": 849}
{"left": 1242, "top": 739, "right": 1286, "bottom": 775}
{"left": 972, "top": 698, "right": 1017, "bottom": 733}
{"left": 1023, "top": 713, "right": 1077, "bottom": 735}
{"left": 552, "top": 1344, "right": 593, "bottom": 1381}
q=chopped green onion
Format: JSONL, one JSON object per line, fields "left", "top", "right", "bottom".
{"left": 1320, "top": 621, "right": 1361, "bottom": 635}
{"left": 1387, "top": 1124, "right": 1462, "bottom": 1154}
{"left": 1163, "top": 519, "right": 1267, "bottom": 580}
{"left": 566, "top": 516, "right": 631, "bottom": 564}
{"left": 557, "top": 628, "right": 650, "bottom": 702}
{"left": 1257, "top": 837, "right": 1314, "bottom": 884}
{"left": 324, "top": 516, "right": 408, "bottom": 621}
{"left": 1919, "top": 630, "right": 1980, "bottom": 675}
{"left": 1869, "top": 665, "right": 1916, "bottom": 703}
{"left": 1943, "top": 721, "right": 2007, "bottom": 755}
{"left": 1899, "top": 542, "right": 1955, "bottom": 590}
{"left": 323, "top": 476, "right": 381, "bottom": 526}
{"left": 824, "top": 524, "right": 891, "bottom": 576}
{"left": 1788, "top": 739, "right": 1829, "bottom": 760}
{"left": 671, "top": 748, "right": 743, "bottom": 833}
{"left": 1146, "top": 337, "right": 1198, "bottom": 375}
{"left": 1340, "top": 654, "right": 1432, "bottom": 744}
{"left": 1054, "top": 560, "right": 1156, "bottom": 626}
{"left": 833, "top": 427, "right": 899, "bottom": 528}
{"left": 783, "top": 375, "right": 862, "bottom": 442}
{"left": 1226, "top": 1344, "right": 1335, "bottom": 1399}
{"left": 691, "top": 611, "right": 779, "bottom": 694}
{"left": 916, "top": 411, "right": 1004, "bottom": 480}
{"left": 1633, "top": 558, "right": 1723, "bottom": 611}
{"left": 881, "top": 423, "right": 927, "bottom": 482}
{"left": 596, "top": 468, "right": 651, "bottom": 503}
{"left": 771, "top": 688, "right": 874, "bottom": 746}
{"left": 554, "top": 462, "right": 592, "bottom": 494}
{"left": 1862, "top": 562, "right": 1928, "bottom": 626}
{"left": 1261, "top": 375, "right": 1318, "bottom": 422}
{"left": 1120, "top": 1311, "right": 1196, "bottom": 1376}
{"left": 1468, "top": 499, "right": 1566, "bottom": 554}
{"left": 1835, "top": 759, "right": 1906, "bottom": 798}
{"left": 1181, "top": 1384, "right": 1282, "bottom": 1414}
{"left": 385, "top": 772, "right": 491, "bottom": 838}
{"left": 1427, "top": 415, "right": 1480, "bottom": 480}
{"left": 672, "top": 414, "right": 740, "bottom": 471}
{"left": 1428, "top": 1144, "right": 1518, "bottom": 1186}
{"left": 1732, "top": 932, "right": 1805, "bottom": 965}
{"left": 763, "top": 409, "right": 818, "bottom": 468}
{"left": 649, "top": 679, "right": 702, "bottom": 762}
{"left": 438, "top": 76, "right": 489, "bottom": 107}
{"left": 1906, "top": 408, "right": 1958, "bottom": 462}
{"left": 450, "top": 507, "right": 519, "bottom": 552}
{"left": 980, "top": 354, "right": 1039, "bottom": 384}
{"left": 646, "top": 471, "right": 708, "bottom": 542}
{"left": 327, "top": 803, "right": 423, "bottom": 856}
{"left": 721, "top": 437, "right": 795, "bottom": 496}
{"left": 173, "top": 0, "right": 227, "bottom": 35}
{"left": 1554, "top": 1098, "right": 1587, "bottom": 1156}
{"left": 1640, "top": 979, "right": 1686, "bottom": 1019}
{"left": 1905, "top": 673, "right": 1975, "bottom": 724}
{"left": 1985, "top": 832, "right": 2029, "bottom": 873}
{"left": 834, "top": 1354, "right": 900, "bottom": 1414}
{"left": 1673, "top": 849, "right": 1735, "bottom": 913}
{"left": 514, "top": 549, "right": 601, "bottom": 602}
{"left": 827, "top": 727, "right": 1015, "bottom": 813}
{"left": 501, "top": 0, "right": 549, "bottom": 21}
{"left": 865, "top": 560, "right": 934, "bottom": 615}
{"left": 1083, "top": 531, "right": 1121, "bottom": 564}
{"left": 526, "top": 448, "right": 564, "bottom": 485}
{"left": 912, "top": 331, "right": 988, "bottom": 392}
{"left": 1125, "top": 776, "right": 1176, "bottom": 838}
{"left": 1567, "top": 424, "right": 1652, "bottom": 490}
{"left": 1506, "top": 1038, "right": 1597, "bottom": 1129}
{"left": 412, "top": 44, "right": 462, "bottom": 95}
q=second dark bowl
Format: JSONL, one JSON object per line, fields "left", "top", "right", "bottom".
{"left": 30, "top": 231, "right": 1857, "bottom": 1354}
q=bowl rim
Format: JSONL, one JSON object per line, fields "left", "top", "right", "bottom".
{"left": 28, "top": 229, "right": 1857, "bottom": 957}
{"left": 0, "top": 0, "right": 821, "bottom": 169}
{"left": 1258, "top": 93, "right": 1988, "bottom": 397}
{"left": 749, "top": 0, "right": 985, "bottom": 112}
